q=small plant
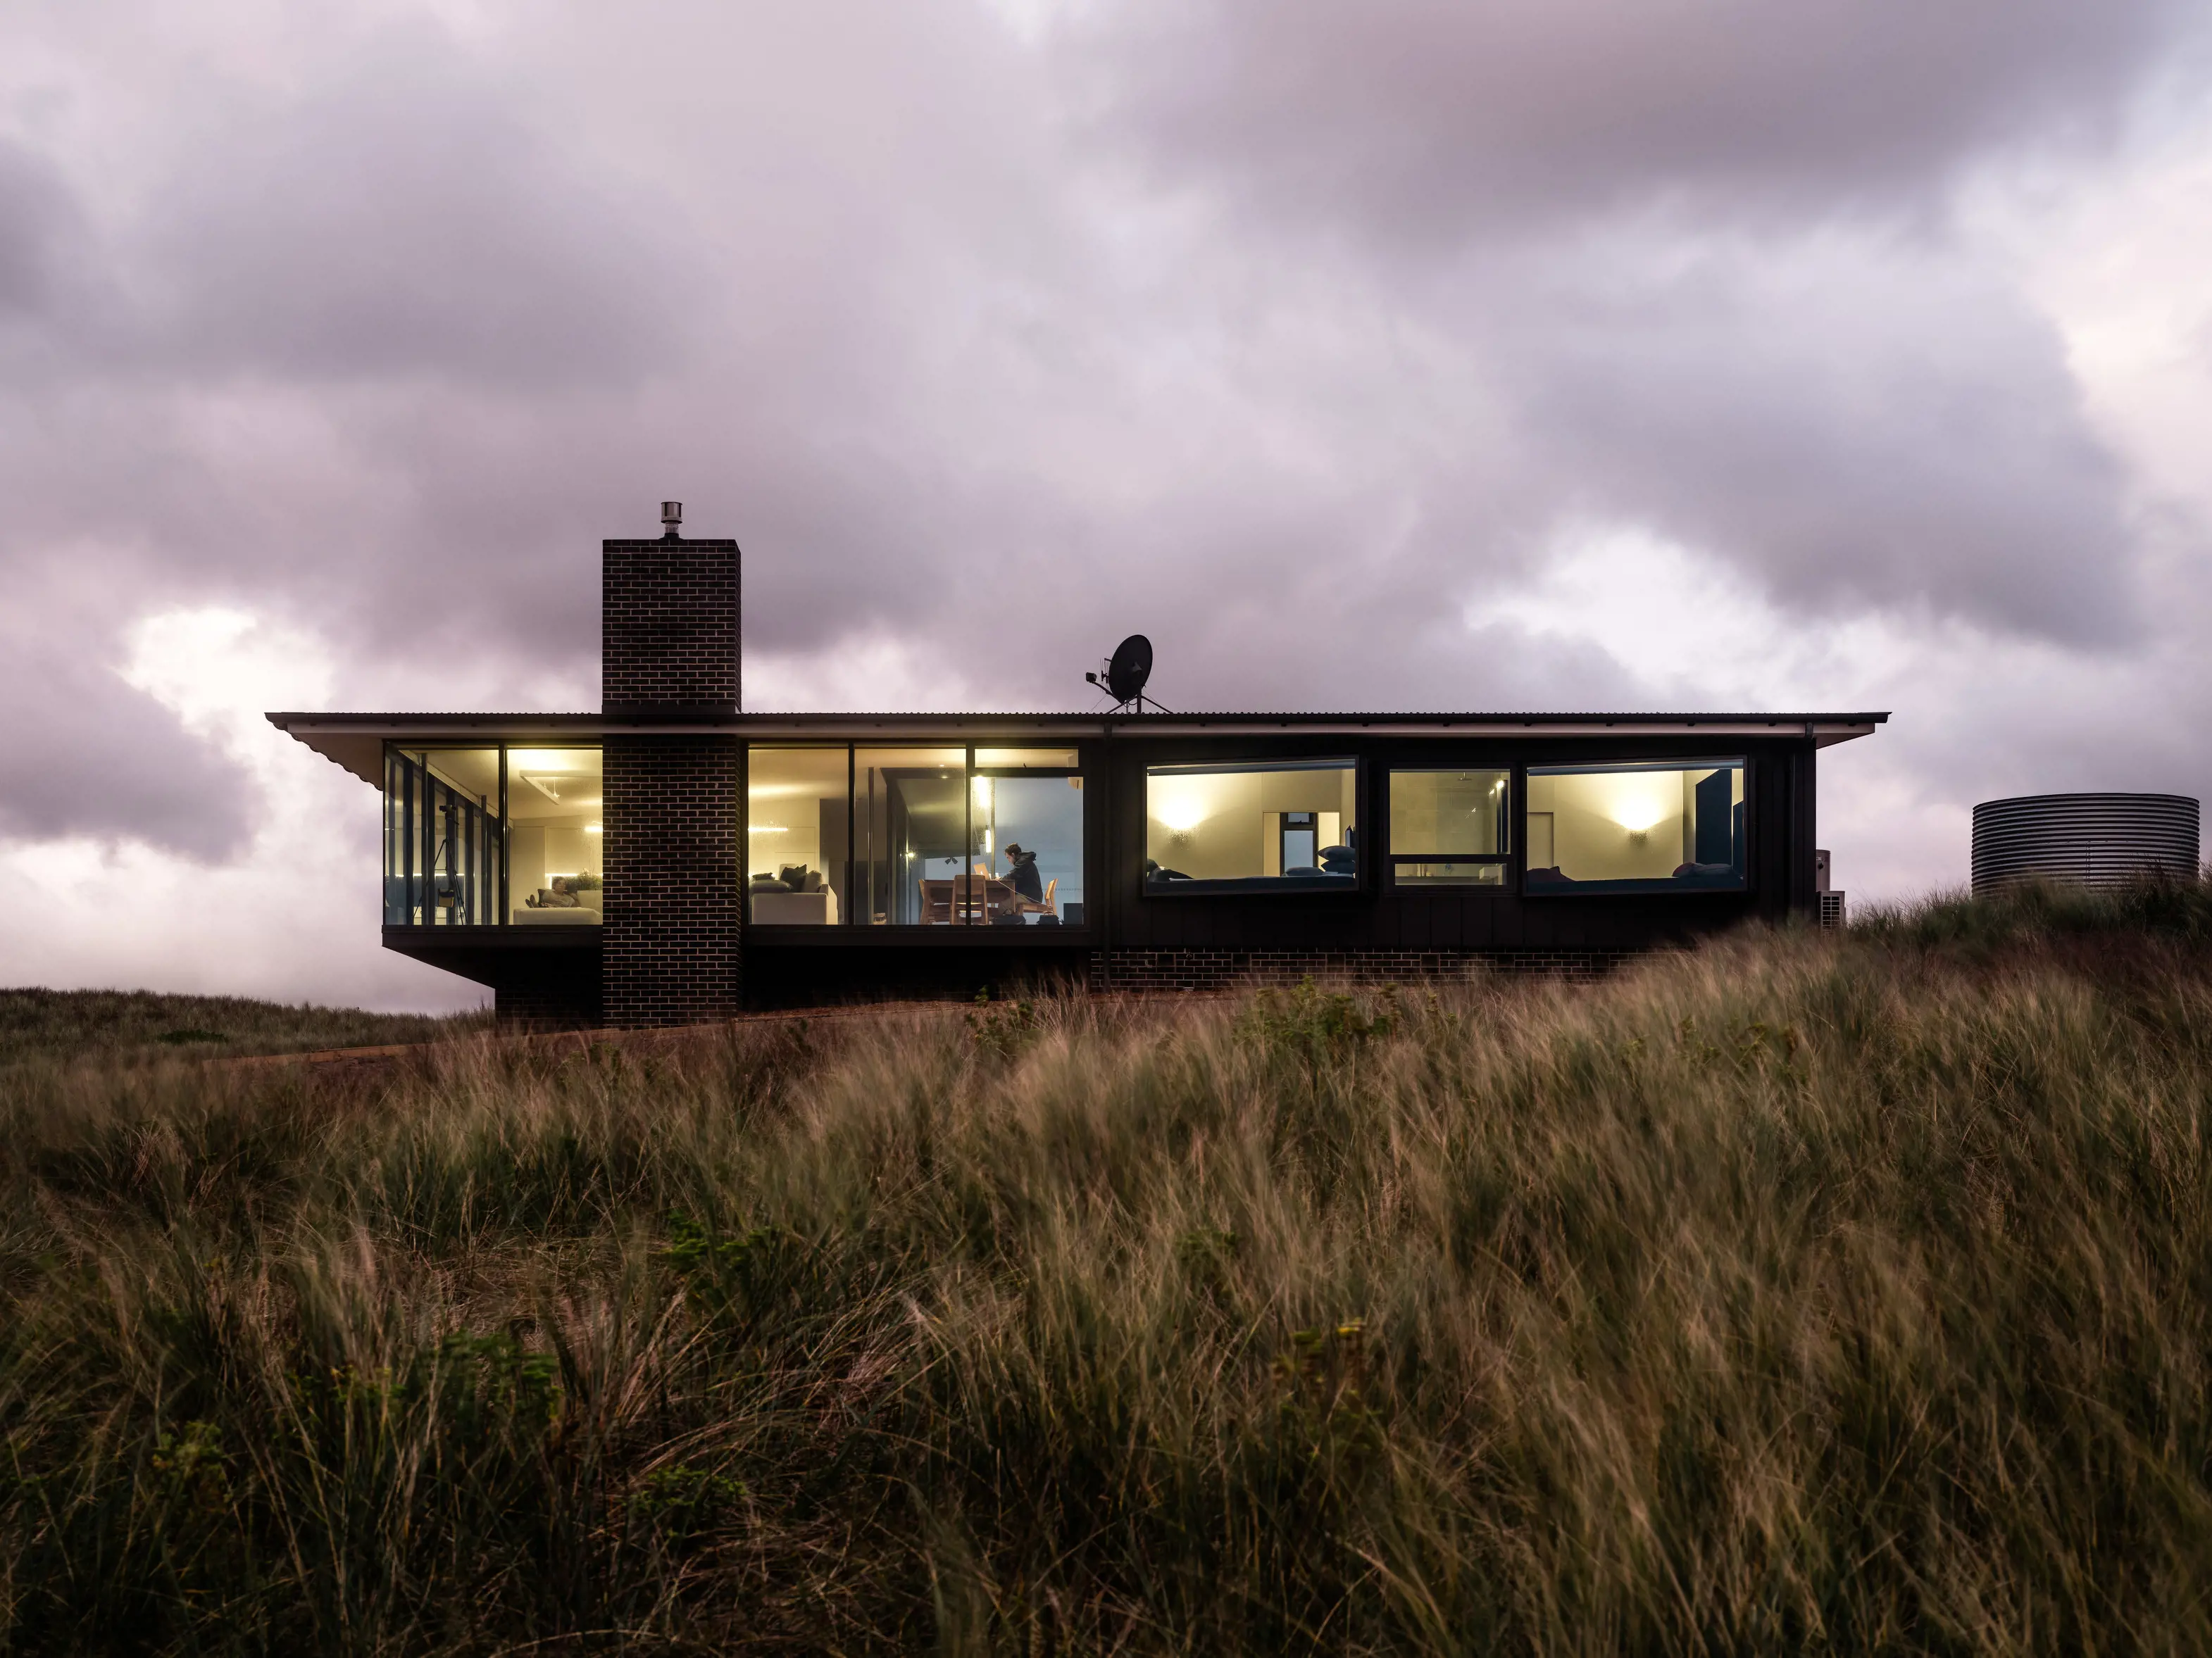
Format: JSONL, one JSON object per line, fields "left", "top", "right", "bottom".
{"left": 966, "top": 989, "right": 1039, "bottom": 1060}
{"left": 632, "top": 1463, "right": 747, "bottom": 1547}
{"left": 1236, "top": 976, "right": 1399, "bottom": 1068}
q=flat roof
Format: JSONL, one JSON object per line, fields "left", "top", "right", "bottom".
{"left": 268, "top": 709, "right": 1889, "bottom": 787}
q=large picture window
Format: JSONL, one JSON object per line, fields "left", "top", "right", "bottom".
{"left": 751, "top": 744, "right": 1086, "bottom": 927}
{"left": 748, "top": 748, "right": 850, "bottom": 924}
{"left": 382, "top": 744, "right": 603, "bottom": 927}
{"left": 505, "top": 748, "right": 604, "bottom": 923}
{"left": 1523, "top": 759, "right": 1747, "bottom": 894}
{"left": 1145, "top": 758, "right": 1359, "bottom": 893}
{"left": 1389, "top": 768, "right": 1508, "bottom": 888}
{"left": 384, "top": 748, "right": 504, "bottom": 926}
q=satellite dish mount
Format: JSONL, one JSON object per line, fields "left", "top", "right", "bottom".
{"left": 1085, "top": 634, "right": 1172, "bottom": 713}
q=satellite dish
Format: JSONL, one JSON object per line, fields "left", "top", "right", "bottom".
{"left": 1104, "top": 634, "right": 1153, "bottom": 705}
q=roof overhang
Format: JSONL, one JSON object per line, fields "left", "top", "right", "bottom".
{"left": 268, "top": 710, "right": 1890, "bottom": 787}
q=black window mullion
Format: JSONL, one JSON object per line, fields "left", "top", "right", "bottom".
{"left": 404, "top": 752, "right": 418, "bottom": 924}
{"left": 498, "top": 744, "right": 508, "bottom": 926}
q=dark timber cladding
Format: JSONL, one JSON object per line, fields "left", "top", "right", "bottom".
{"left": 602, "top": 532, "right": 744, "bottom": 1024}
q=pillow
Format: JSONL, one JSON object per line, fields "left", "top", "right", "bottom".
{"left": 801, "top": 869, "right": 825, "bottom": 893}
{"left": 777, "top": 864, "right": 806, "bottom": 886}
{"left": 1318, "top": 845, "right": 1354, "bottom": 862}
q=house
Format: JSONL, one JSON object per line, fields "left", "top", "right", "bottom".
{"left": 268, "top": 508, "right": 1887, "bottom": 1025}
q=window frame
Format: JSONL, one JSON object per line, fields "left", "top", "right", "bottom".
{"left": 1519, "top": 755, "right": 1753, "bottom": 898}
{"left": 1140, "top": 754, "right": 1368, "bottom": 898}
{"left": 1384, "top": 765, "right": 1513, "bottom": 893}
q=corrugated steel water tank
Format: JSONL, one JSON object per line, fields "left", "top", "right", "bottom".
{"left": 1971, "top": 793, "right": 2200, "bottom": 893}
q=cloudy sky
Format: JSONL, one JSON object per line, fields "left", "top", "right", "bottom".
{"left": 4, "top": 0, "right": 2212, "bottom": 1010}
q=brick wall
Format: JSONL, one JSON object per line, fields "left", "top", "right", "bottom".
{"left": 1091, "top": 948, "right": 1637, "bottom": 992}
{"left": 603, "top": 537, "right": 741, "bottom": 714}
{"left": 603, "top": 736, "right": 742, "bottom": 1026}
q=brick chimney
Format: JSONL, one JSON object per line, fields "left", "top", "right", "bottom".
{"left": 600, "top": 501, "right": 743, "bottom": 1026}
{"left": 601, "top": 500, "right": 741, "bottom": 717}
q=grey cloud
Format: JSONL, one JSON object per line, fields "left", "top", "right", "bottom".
{"left": 1490, "top": 236, "right": 2142, "bottom": 642}
{"left": 0, "top": 627, "right": 251, "bottom": 859}
{"left": 0, "top": 139, "right": 77, "bottom": 319}
{"left": 131, "top": 27, "right": 701, "bottom": 389}
{"left": 1075, "top": 0, "right": 2201, "bottom": 239}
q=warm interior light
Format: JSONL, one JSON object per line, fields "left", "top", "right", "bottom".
{"left": 585, "top": 824, "right": 602, "bottom": 834}
{"left": 971, "top": 775, "right": 993, "bottom": 809}
{"left": 748, "top": 824, "right": 789, "bottom": 835}
{"left": 1151, "top": 780, "right": 1211, "bottom": 834}
{"left": 1607, "top": 778, "right": 1676, "bottom": 835}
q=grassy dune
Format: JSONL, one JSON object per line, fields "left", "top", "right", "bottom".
{"left": 5, "top": 885, "right": 2212, "bottom": 1653}
{"left": 0, "top": 988, "right": 487, "bottom": 1067}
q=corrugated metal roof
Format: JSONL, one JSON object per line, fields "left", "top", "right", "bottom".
{"left": 269, "top": 709, "right": 1890, "bottom": 724}
{"left": 269, "top": 708, "right": 1888, "bottom": 788}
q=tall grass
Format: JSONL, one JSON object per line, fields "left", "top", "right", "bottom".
{"left": 6, "top": 890, "right": 2212, "bottom": 1652}
{"left": 0, "top": 988, "right": 486, "bottom": 1067}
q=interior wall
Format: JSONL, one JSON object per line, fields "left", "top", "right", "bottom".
{"left": 1527, "top": 771, "right": 1686, "bottom": 881}
{"left": 510, "top": 824, "right": 546, "bottom": 899}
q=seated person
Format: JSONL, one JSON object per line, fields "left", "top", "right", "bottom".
{"left": 1002, "top": 843, "right": 1044, "bottom": 903}
{"left": 527, "top": 876, "right": 585, "bottom": 908}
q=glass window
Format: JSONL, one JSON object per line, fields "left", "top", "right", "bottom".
{"left": 975, "top": 747, "right": 1080, "bottom": 769}
{"left": 1145, "top": 758, "right": 1359, "bottom": 894}
{"left": 973, "top": 770, "right": 1085, "bottom": 926}
{"left": 747, "top": 748, "right": 850, "bottom": 924}
{"left": 1523, "top": 759, "right": 1747, "bottom": 894}
{"left": 383, "top": 748, "right": 505, "bottom": 926}
{"left": 855, "top": 748, "right": 968, "bottom": 924}
{"left": 506, "top": 748, "right": 604, "bottom": 924}
{"left": 1389, "top": 768, "right": 1509, "bottom": 888}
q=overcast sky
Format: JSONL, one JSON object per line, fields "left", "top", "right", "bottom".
{"left": 4, "top": 0, "right": 2212, "bottom": 1010}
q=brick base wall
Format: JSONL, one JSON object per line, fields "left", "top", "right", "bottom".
{"left": 604, "top": 736, "right": 742, "bottom": 1026}
{"left": 1092, "top": 955, "right": 1637, "bottom": 995}
{"left": 1089, "top": 948, "right": 1637, "bottom": 992}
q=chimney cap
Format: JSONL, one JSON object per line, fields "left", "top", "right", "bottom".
{"left": 660, "top": 501, "right": 682, "bottom": 538}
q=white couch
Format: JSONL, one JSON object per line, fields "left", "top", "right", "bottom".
{"left": 751, "top": 888, "right": 839, "bottom": 924}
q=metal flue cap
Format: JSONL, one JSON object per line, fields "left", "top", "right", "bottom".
{"left": 660, "top": 501, "right": 682, "bottom": 537}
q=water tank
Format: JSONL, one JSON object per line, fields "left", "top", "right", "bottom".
{"left": 1970, "top": 793, "right": 2200, "bottom": 893}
